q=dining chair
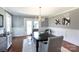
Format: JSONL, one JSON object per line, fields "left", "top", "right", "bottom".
{"left": 47, "top": 36, "right": 63, "bottom": 52}
{"left": 39, "top": 36, "right": 63, "bottom": 52}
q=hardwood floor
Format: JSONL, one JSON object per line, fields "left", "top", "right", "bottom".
{"left": 63, "top": 41, "right": 79, "bottom": 52}
{"left": 8, "top": 36, "right": 26, "bottom": 52}
{"left": 8, "top": 36, "right": 79, "bottom": 52}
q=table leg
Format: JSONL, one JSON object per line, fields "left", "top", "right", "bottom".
{"left": 36, "top": 40, "right": 39, "bottom": 52}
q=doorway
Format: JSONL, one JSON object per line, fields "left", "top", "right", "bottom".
{"left": 24, "top": 19, "right": 39, "bottom": 36}
{"left": 26, "top": 20, "right": 32, "bottom": 36}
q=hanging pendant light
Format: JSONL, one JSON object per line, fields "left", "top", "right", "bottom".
{"left": 38, "top": 7, "right": 41, "bottom": 21}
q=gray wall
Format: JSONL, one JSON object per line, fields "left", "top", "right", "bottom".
{"left": 12, "top": 16, "right": 24, "bottom": 27}
{"left": 12, "top": 15, "right": 36, "bottom": 36}
{"left": 12, "top": 15, "right": 49, "bottom": 36}
{"left": 0, "top": 7, "right": 12, "bottom": 34}
{"left": 41, "top": 18, "right": 49, "bottom": 27}
{"left": 12, "top": 16, "right": 25, "bottom": 36}
{"left": 0, "top": 8, "right": 6, "bottom": 29}
{"left": 39, "top": 18, "right": 49, "bottom": 32}
{"left": 49, "top": 8, "right": 79, "bottom": 30}
{"left": 48, "top": 8, "right": 79, "bottom": 46}
{"left": 0, "top": 8, "right": 10, "bottom": 34}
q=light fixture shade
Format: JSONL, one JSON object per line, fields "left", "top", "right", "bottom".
{"left": 38, "top": 15, "right": 41, "bottom": 21}
{"left": 38, "top": 7, "right": 41, "bottom": 21}
{"left": 37, "top": 7, "right": 44, "bottom": 21}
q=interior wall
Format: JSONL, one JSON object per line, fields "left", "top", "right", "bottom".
{"left": 48, "top": 8, "right": 79, "bottom": 46}
{"left": 0, "top": 8, "right": 7, "bottom": 34}
{"left": 12, "top": 15, "right": 49, "bottom": 36}
{"left": 12, "top": 16, "right": 36, "bottom": 37}
{"left": 39, "top": 18, "right": 49, "bottom": 32}
{"left": 12, "top": 16, "right": 25, "bottom": 36}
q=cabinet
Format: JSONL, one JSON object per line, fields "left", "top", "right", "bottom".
{"left": 0, "top": 37, "right": 7, "bottom": 51}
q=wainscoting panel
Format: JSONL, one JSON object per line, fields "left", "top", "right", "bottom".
{"left": 12, "top": 27, "right": 26, "bottom": 37}
{"left": 49, "top": 27, "right": 79, "bottom": 46}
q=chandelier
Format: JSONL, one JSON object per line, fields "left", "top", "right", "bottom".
{"left": 38, "top": 7, "right": 42, "bottom": 21}
{"left": 36, "top": 7, "right": 44, "bottom": 21}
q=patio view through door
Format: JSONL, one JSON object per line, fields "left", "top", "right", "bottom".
{"left": 26, "top": 20, "right": 32, "bottom": 36}
{"left": 24, "top": 19, "right": 39, "bottom": 36}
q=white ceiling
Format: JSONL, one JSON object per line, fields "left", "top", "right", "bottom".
{"left": 3, "top": 7, "right": 78, "bottom": 17}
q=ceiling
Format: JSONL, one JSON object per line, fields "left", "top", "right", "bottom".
{"left": 3, "top": 7, "right": 78, "bottom": 17}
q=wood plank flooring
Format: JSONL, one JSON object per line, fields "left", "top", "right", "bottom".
{"left": 8, "top": 36, "right": 79, "bottom": 52}
{"left": 8, "top": 36, "right": 26, "bottom": 52}
{"left": 63, "top": 41, "right": 79, "bottom": 52}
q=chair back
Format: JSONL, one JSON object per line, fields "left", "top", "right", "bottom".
{"left": 48, "top": 36, "right": 63, "bottom": 52}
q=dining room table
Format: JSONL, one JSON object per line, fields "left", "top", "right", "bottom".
{"left": 32, "top": 31, "right": 56, "bottom": 52}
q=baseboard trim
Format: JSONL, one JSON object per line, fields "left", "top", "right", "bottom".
{"left": 13, "top": 36, "right": 26, "bottom": 38}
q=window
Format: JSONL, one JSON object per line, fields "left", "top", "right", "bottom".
{"left": 0, "top": 14, "right": 3, "bottom": 27}
{"left": 33, "top": 21, "right": 39, "bottom": 29}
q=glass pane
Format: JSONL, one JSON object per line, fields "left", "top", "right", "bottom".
{"left": 33, "top": 21, "right": 39, "bottom": 29}
{"left": 0, "top": 15, "right": 3, "bottom": 27}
